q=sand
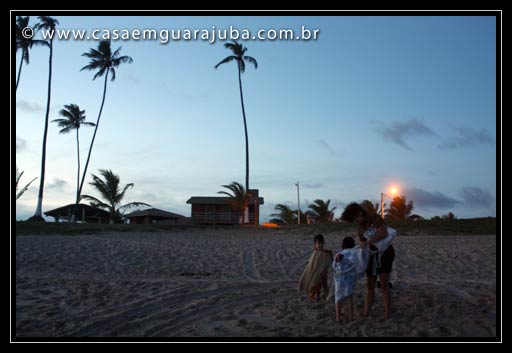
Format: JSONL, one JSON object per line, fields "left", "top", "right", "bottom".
{"left": 14, "top": 228, "right": 497, "bottom": 338}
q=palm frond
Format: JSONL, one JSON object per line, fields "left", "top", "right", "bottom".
{"left": 118, "top": 202, "right": 151, "bottom": 213}
{"left": 238, "top": 59, "right": 245, "bottom": 73}
{"left": 80, "top": 194, "right": 110, "bottom": 209}
{"left": 16, "top": 166, "right": 37, "bottom": 200}
{"left": 223, "top": 42, "right": 237, "bottom": 51}
{"left": 85, "top": 169, "right": 146, "bottom": 219}
{"left": 109, "top": 67, "right": 116, "bottom": 81}
{"left": 36, "top": 16, "right": 60, "bottom": 31}
{"left": 81, "top": 40, "right": 131, "bottom": 82}
{"left": 214, "top": 55, "right": 236, "bottom": 69}
{"left": 113, "top": 55, "right": 133, "bottom": 66}
{"left": 52, "top": 103, "right": 90, "bottom": 133}
{"left": 243, "top": 55, "right": 258, "bottom": 69}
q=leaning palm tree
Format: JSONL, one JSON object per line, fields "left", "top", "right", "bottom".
{"left": 270, "top": 204, "right": 297, "bottom": 225}
{"left": 81, "top": 169, "right": 149, "bottom": 224}
{"left": 29, "top": 16, "right": 59, "bottom": 222}
{"left": 16, "top": 166, "right": 37, "bottom": 200}
{"left": 16, "top": 16, "right": 47, "bottom": 90}
{"left": 307, "top": 199, "right": 337, "bottom": 222}
{"left": 52, "top": 104, "right": 95, "bottom": 221}
{"left": 218, "top": 181, "right": 251, "bottom": 224}
{"left": 386, "top": 196, "right": 414, "bottom": 220}
{"left": 214, "top": 41, "right": 257, "bottom": 192}
{"left": 78, "top": 40, "right": 133, "bottom": 208}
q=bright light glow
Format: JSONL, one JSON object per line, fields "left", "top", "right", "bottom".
{"left": 389, "top": 187, "right": 398, "bottom": 195}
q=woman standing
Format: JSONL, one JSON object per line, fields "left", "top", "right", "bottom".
{"left": 341, "top": 202, "right": 396, "bottom": 320}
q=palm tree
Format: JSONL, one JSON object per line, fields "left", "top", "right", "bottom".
{"left": 30, "top": 16, "right": 59, "bottom": 222}
{"left": 360, "top": 200, "right": 380, "bottom": 215}
{"left": 307, "top": 199, "right": 337, "bottom": 222}
{"left": 16, "top": 166, "right": 37, "bottom": 200}
{"left": 52, "top": 104, "right": 95, "bottom": 221}
{"left": 218, "top": 181, "right": 251, "bottom": 224}
{"left": 81, "top": 169, "right": 149, "bottom": 224}
{"left": 386, "top": 196, "right": 414, "bottom": 220}
{"left": 442, "top": 212, "right": 456, "bottom": 220}
{"left": 214, "top": 41, "right": 258, "bottom": 192}
{"left": 16, "top": 16, "right": 47, "bottom": 90}
{"left": 78, "top": 40, "right": 133, "bottom": 207}
{"left": 270, "top": 204, "right": 297, "bottom": 225}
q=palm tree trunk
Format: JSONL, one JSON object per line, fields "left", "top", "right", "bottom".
{"left": 71, "top": 128, "right": 81, "bottom": 223}
{"left": 237, "top": 66, "right": 250, "bottom": 192}
{"left": 16, "top": 53, "right": 24, "bottom": 91}
{"left": 109, "top": 205, "right": 115, "bottom": 224}
{"left": 78, "top": 70, "right": 109, "bottom": 201}
{"left": 33, "top": 41, "right": 53, "bottom": 220}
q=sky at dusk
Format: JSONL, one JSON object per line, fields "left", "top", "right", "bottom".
{"left": 14, "top": 14, "right": 498, "bottom": 221}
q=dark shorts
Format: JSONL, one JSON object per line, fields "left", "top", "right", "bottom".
{"left": 366, "top": 245, "right": 395, "bottom": 276}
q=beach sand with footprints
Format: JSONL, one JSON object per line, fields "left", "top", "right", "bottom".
{"left": 15, "top": 228, "right": 497, "bottom": 338}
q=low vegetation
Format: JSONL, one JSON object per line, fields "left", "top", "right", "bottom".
{"left": 15, "top": 217, "right": 496, "bottom": 236}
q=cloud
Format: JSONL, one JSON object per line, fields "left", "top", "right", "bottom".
{"left": 16, "top": 136, "right": 27, "bottom": 153}
{"left": 459, "top": 187, "right": 493, "bottom": 207}
{"left": 373, "top": 118, "right": 436, "bottom": 150}
{"left": 405, "top": 188, "right": 461, "bottom": 209}
{"left": 16, "top": 100, "right": 44, "bottom": 113}
{"left": 303, "top": 183, "right": 324, "bottom": 189}
{"left": 123, "top": 73, "right": 143, "bottom": 86}
{"left": 438, "top": 127, "right": 494, "bottom": 150}
{"left": 140, "top": 193, "right": 159, "bottom": 202}
{"left": 316, "top": 139, "right": 336, "bottom": 155}
{"left": 46, "top": 178, "right": 68, "bottom": 192}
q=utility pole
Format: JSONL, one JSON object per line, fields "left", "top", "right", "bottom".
{"left": 295, "top": 181, "right": 301, "bottom": 225}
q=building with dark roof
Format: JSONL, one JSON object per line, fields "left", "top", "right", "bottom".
{"left": 124, "top": 208, "right": 187, "bottom": 224}
{"left": 44, "top": 204, "right": 110, "bottom": 223}
{"left": 186, "top": 189, "right": 264, "bottom": 225}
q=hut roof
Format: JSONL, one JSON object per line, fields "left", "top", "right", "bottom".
{"left": 44, "top": 204, "right": 109, "bottom": 218}
{"left": 186, "top": 196, "right": 264, "bottom": 205}
{"left": 124, "top": 208, "right": 185, "bottom": 219}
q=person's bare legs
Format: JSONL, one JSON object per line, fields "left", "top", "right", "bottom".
{"left": 309, "top": 282, "right": 321, "bottom": 300}
{"left": 364, "top": 275, "right": 377, "bottom": 316}
{"left": 320, "top": 271, "right": 329, "bottom": 300}
{"left": 379, "top": 273, "right": 391, "bottom": 320}
{"left": 335, "top": 300, "right": 342, "bottom": 322}
{"left": 347, "top": 295, "right": 354, "bottom": 321}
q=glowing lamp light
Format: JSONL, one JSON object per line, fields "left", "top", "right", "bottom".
{"left": 381, "top": 185, "right": 400, "bottom": 218}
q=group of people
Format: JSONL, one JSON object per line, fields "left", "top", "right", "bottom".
{"left": 298, "top": 202, "right": 397, "bottom": 322}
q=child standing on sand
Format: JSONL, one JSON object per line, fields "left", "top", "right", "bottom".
{"left": 299, "top": 234, "right": 333, "bottom": 300}
{"left": 333, "top": 236, "right": 365, "bottom": 322}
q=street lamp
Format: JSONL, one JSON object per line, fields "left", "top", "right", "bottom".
{"left": 295, "top": 181, "right": 301, "bottom": 225}
{"left": 381, "top": 187, "right": 398, "bottom": 219}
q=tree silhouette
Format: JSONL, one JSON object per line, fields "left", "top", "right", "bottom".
{"left": 81, "top": 169, "right": 149, "bottom": 224}
{"left": 218, "top": 181, "right": 251, "bottom": 224}
{"left": 214, "top": 41, "right": 257, "bottom": 192}
{"left": 270, "top": 204, "right": 297, "bottom": 225}
{"left": 360, "top": 200, "right": 380, "bottom": 215}
{"left": 78, "top": 40, "right": 133, "bottom": 208}
{"left": 16, "top": 166, "right": 37, "bottom": 200}
{"left": 52, "top": 104, "right": 95, "bottom": 221}
{"left": 386, "top": 196, "right": 414, "bottom": 220}
{"left": 307, "top": 199, "right": 337, "bottom": 222}
{"left": 16, "top": 16, "right": 47, "bottom": 90}
{"left": 30, "top": 16, "right": 59, "bottom": 221}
